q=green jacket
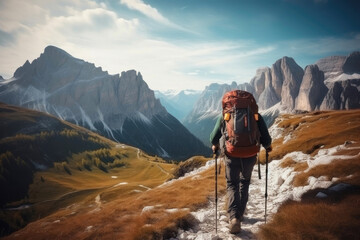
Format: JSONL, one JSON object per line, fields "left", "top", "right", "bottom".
{"left": 209, "top": 113, "right": 272, "bottom": 149}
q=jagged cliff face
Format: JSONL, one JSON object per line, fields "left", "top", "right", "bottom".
{"left": 295, "top": 65, "right": 328, "bottom": 111}
{"left": 317, "top": 51, "right": 360, "bottom": 111}
{"left": 249, "top": 57, "right": 304, "bottom": 111}
{"left": 257, "top": 68, "right": 274, "bottom": 109}
{"left": 320, "top": 80, "right": 360, "bottom": 110}
{"left": 279, "top": 57, "right": 304, "bottom": 110}
{"left": 0, "top": 46, "right": 210, "bottom": 160}
{"left": 4, "top": 46, "right": 164, "bottom": 130}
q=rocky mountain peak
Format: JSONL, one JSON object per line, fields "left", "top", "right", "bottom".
{"left": 316, "top": 55, "right": 346, "bottom": 73}
{"left": 13, "top": 60, "right": 31, "bottom": 78}
{"left": 43, "top": 45, "right": 73, "bottom": 58}
{"left": 295, "top": 64, "right": 327, "bottom": 111}
{"left": 279, "top": 57, "right": 304, "bottom": 110}
{"left": 250, "top": 67, "right": 269, "bottom": 99}
{"left": 343, "top": 51, "right": 360, "bottom": 74}
{"left": 0, "top": 46, "right": 210, "bottom": 160}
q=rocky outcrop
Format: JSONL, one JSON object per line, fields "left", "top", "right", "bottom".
{"left": 320, "top": 80, "right": 360, "bottom": 110}
{"left": 295, "top": 65, "right": 327, "bottom": 111}
{"left": 343, "top": 51, "right": 360, "bottom": 74}
{"left": 0, "top": 46, "right": 210, "bottom": 160}
{"left": 258, "top": 67, "right": 279, "bottom": 110}
{"left": 316, "top": 55, "right": 346, "bottom": 80}
{"left": 271, "top": 59, "right": 285, "bottom": 99}
{"left": 238, "top": 82, "right": 255, "bottom": 93}
{"left": 278, "top": 57, "right": 304, "bottom": 110}
{"left": 250, "top": 67, "right": 268, "bottom": 99}
{"left": 253, "top": 57, "right": 304, "bottom": 111}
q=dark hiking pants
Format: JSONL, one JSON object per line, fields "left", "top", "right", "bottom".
{"left": 224, "top": 155, "right": 257, "bottom": 221}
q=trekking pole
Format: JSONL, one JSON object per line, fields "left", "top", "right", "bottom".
{"left": 214, "top": 150, "right": 219, "bottom": 234}
{"left": 257, "top": 155, "right": 261, "bottom": 180}
{"left": 265, "top": 149, "right": 269, "bottom": 224}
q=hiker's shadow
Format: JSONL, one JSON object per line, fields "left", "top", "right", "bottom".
{"left": 234, "top": 229, "right": 255, "bottom": 239}
{"left": 243, "top": 216, "right": 263, "bottom": 225}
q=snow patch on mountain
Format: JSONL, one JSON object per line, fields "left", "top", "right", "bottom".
{"left": 324, "top": 72, "right": 360, "bottom": 84}
{"left": 157, "top": 146, "right": 170, "bottom": 159}
{"left": 136, "top": 111, "right": 152, "bottom": 125}
{"left": 97, "top": 109, "right": 118, "bottom": 141}
{"left": 78, "top": 105, "right": 97, "bottom": 131}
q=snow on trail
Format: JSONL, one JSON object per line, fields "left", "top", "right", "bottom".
{"left": 171, "top": 141, "right": 356, "bottom": 240}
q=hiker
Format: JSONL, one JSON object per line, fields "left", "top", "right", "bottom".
{"left": 210, "top": 90, "right": 272, "bottom": 234}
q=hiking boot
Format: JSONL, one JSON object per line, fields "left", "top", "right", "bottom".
{"left": 229, "top": 218, "right": 241, "bottom": 234}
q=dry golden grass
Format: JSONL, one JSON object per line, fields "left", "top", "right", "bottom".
{"left": 257, "top": 194, "right": 360, "bottom": 240}
{"left": 279, "top": 157, "right": 309, "bottom": 172}
{"left": 3, "top": 161, "right": 227, "bottom": 240}
{"left": 279, "top": 157, "right": 296, "bottom": 168}
{"left": 262, "top": 110, "right": 360, "bottom": 163}
{"left": 257, "top": 110, "right": 360, "bottom": 240}
{"left": 172, "top": 155, "right": 210, "bottom": 179}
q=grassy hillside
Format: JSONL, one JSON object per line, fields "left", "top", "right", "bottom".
{"left": 0, "top": 102, "right": 112, "bottom": 205}
{"left": 259, "top": 110, "right": 360, "bottom": 162}
{"left": 257, "top": 110, "right": 360, "bottom": 240}
{"left": 0, "top": 103, "right": 176, "bottom": 237}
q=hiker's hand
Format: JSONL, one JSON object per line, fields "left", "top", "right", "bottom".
{"left": 212, "top": 145, "right": 219, "bottom": 154}
{"left": 266, "top": 145, "right": 272, "bottom": 152}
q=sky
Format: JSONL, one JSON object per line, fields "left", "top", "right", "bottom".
{"left": 0, "top": 0, "right": 359, "bottom": 91}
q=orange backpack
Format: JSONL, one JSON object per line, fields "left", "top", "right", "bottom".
{"left": 222, "top": 90, "right": 261, "bottom": 158}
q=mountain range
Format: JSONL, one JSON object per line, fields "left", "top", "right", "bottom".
{"left": 0, "top": 46, "right": 210, "bottom": 160}
{"left": 182, "top": 51, "right": 360, "bottom": 144}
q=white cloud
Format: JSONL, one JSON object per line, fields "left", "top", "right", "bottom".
{"left": 0, "top": 1, "right": 269, "bottom": 90}
{"left": 119, "top": 0, "right": 189, "bottom": 32}
{"left": 120, "top": 0, "right": 170, "bottom": 24}
{"left": 0, "top": 0, "right": 101, "bottom": 33}
{"left": 0, "top": 0, "right": 141, "bottom": 78}
{"left": 0, "top": 0, "right": 359, "bottom": 91}
{"left": 1, "top": 0, "right": 269, "bottom": 90}
{"left": 0, "top": 0, "right": 48, "bottom": 32}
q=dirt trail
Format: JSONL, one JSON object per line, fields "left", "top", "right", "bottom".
{"left": 173, "top": 159, "right": 267, "bottom": 240}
